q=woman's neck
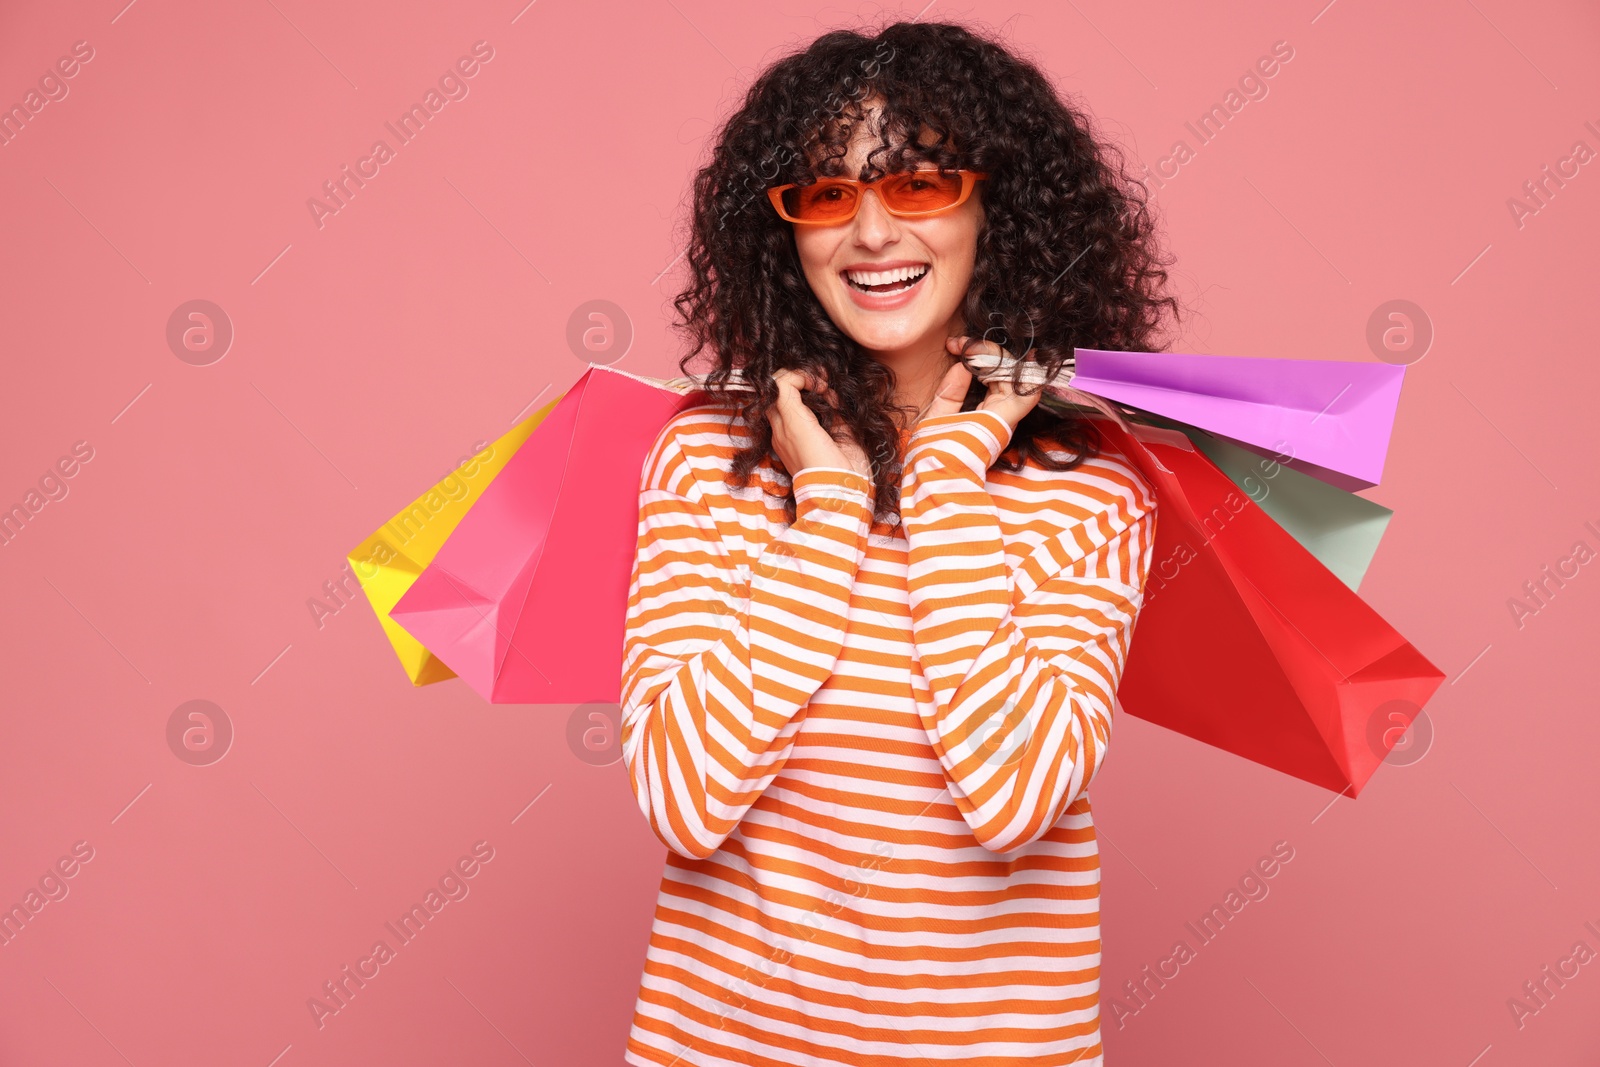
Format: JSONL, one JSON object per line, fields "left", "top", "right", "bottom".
{"left": 871, "top": 331, "right": 961, "bottom": 429}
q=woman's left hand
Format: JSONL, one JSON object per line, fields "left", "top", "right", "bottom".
{"left": 916, "top": 336, "right": 1042, "bottom": 433}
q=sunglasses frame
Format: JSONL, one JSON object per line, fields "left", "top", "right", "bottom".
{"left": 766, "top": 170, "right": 990, "bottom": 225}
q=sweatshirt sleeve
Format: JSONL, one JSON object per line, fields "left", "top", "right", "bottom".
{"left": 619, "top": 420, "right": 875, "bottom": 860}
{"left": 900, "top": 409, "right": 1157, "bottom": 855}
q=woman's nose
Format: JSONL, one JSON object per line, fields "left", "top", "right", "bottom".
{"left": 851, "top": 189, "right": 900, "bottom": 248}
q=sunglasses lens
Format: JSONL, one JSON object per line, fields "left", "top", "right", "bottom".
{"left": 881, "top": 171, "right": 966, "bottom": 213}
{"left": 784, "top": 180, "right": 859, "bottom": 221}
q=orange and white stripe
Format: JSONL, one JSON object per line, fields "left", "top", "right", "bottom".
{"left": 620, "top": 404, "right": 1157, "bottom": 1067}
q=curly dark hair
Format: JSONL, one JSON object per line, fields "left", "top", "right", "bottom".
{"left": 672, "top": 20, "right": 1181, "bottom": 525}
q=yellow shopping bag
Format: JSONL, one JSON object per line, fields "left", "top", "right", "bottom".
{"left": 348, "top": 399, "right": 561, "bottom": 686}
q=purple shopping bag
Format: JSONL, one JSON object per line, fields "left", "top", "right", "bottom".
{"left": 1072, "top": 349, "right": 1407, "bottom": 490}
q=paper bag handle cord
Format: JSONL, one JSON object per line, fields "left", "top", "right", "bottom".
{"left": 668, "top": 348, "right": 1080, "bottom": 394}
{"left": 656, "top": 350, "right": 1140, "bottom": 445}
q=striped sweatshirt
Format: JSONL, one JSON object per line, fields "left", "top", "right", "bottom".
{"left": 619, "top": 402, "right": 1158, "bottom": 1067}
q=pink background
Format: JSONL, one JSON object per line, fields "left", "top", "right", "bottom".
{"left": 2, "top": 0, "right": 1596, "bottom": 1064}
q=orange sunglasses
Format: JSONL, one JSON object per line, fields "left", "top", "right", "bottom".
{"left": 767, "top": 170, "right": 988, "bottom": 224}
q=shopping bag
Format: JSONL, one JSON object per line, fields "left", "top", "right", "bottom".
{"left": 1141, "top": 417, "right": 1395, "bottom": 592}
{"left": 1095, "top": 413, "right": 1443, "bottom": 796}
{"left": 1071, "top": 348, "right": 1406, "bottom": 490}
{"left": 348, "top": 399, "right": 560, "bottom": 686}
{"left": 388, "top": 364, "right": 700, "bottom": 704}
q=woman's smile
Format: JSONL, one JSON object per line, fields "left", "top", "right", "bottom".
{"left": 840, "top": 258, "right": 931, "bottom": 309}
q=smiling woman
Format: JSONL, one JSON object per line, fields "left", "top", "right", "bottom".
{"left": 620, "top": 19, "right": 1180, "bottom": 1067}
{"left": 670, "top": 21, "right": 1179, "bottom": 523}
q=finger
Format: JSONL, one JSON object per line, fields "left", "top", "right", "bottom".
{"left": 920, "top": 353, "right": 973, "bottom": 422}
{"left": 947, "top": 336, "right": 1044, "bottom": 433}
{"left": 772, "top": 368, "right": 829, "bottom": 402}
{"left": 947, "top": 336, "right": 1015, "bottom": 394}
{"left": 770, "top": 370, "right": 809, "bottom": 412}
{"left": 934, "top": 359, "right": 973, "bottom": 404}
{"left": 953, "top": 335, "right": 1042, "bottom": 407}
{"left": 771, "top": 368, "right": 805, "bottom": 394}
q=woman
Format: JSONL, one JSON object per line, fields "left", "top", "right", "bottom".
{"left": 619, "top": 20, "right": 1179, "bottom": 1067}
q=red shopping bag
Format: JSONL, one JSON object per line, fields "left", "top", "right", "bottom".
{"left": 1097, "top": 414, "right": 1444, "bottom": 795}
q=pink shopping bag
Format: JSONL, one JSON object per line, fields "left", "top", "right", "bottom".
{"left": 388, "top": 365, "right": 702, "bottom": 704}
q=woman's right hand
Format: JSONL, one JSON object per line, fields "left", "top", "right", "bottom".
{"left": 767, "top": 369, "right": 874, "bottom": 486}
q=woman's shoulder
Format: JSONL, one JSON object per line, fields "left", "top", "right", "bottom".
{"left": 654, "top": 398, "right": 749, "bottom": 444}
{"left": 639, "top": 399, "right": 767, "bottom": 502}
{"left": 1004, "top": 424, "right": 1158, "bottom": 532}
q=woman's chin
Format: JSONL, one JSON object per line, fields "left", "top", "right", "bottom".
{"left": 837, "top": 315, "right": 943, "bottom": 357}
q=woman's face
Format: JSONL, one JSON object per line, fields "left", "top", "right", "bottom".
{"left": 790, "top": 117, "right": 983, "bottom": 361}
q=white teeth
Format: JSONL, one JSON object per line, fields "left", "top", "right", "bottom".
{"left": 845, "top": 265, "right": 929, "bottom": 286}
